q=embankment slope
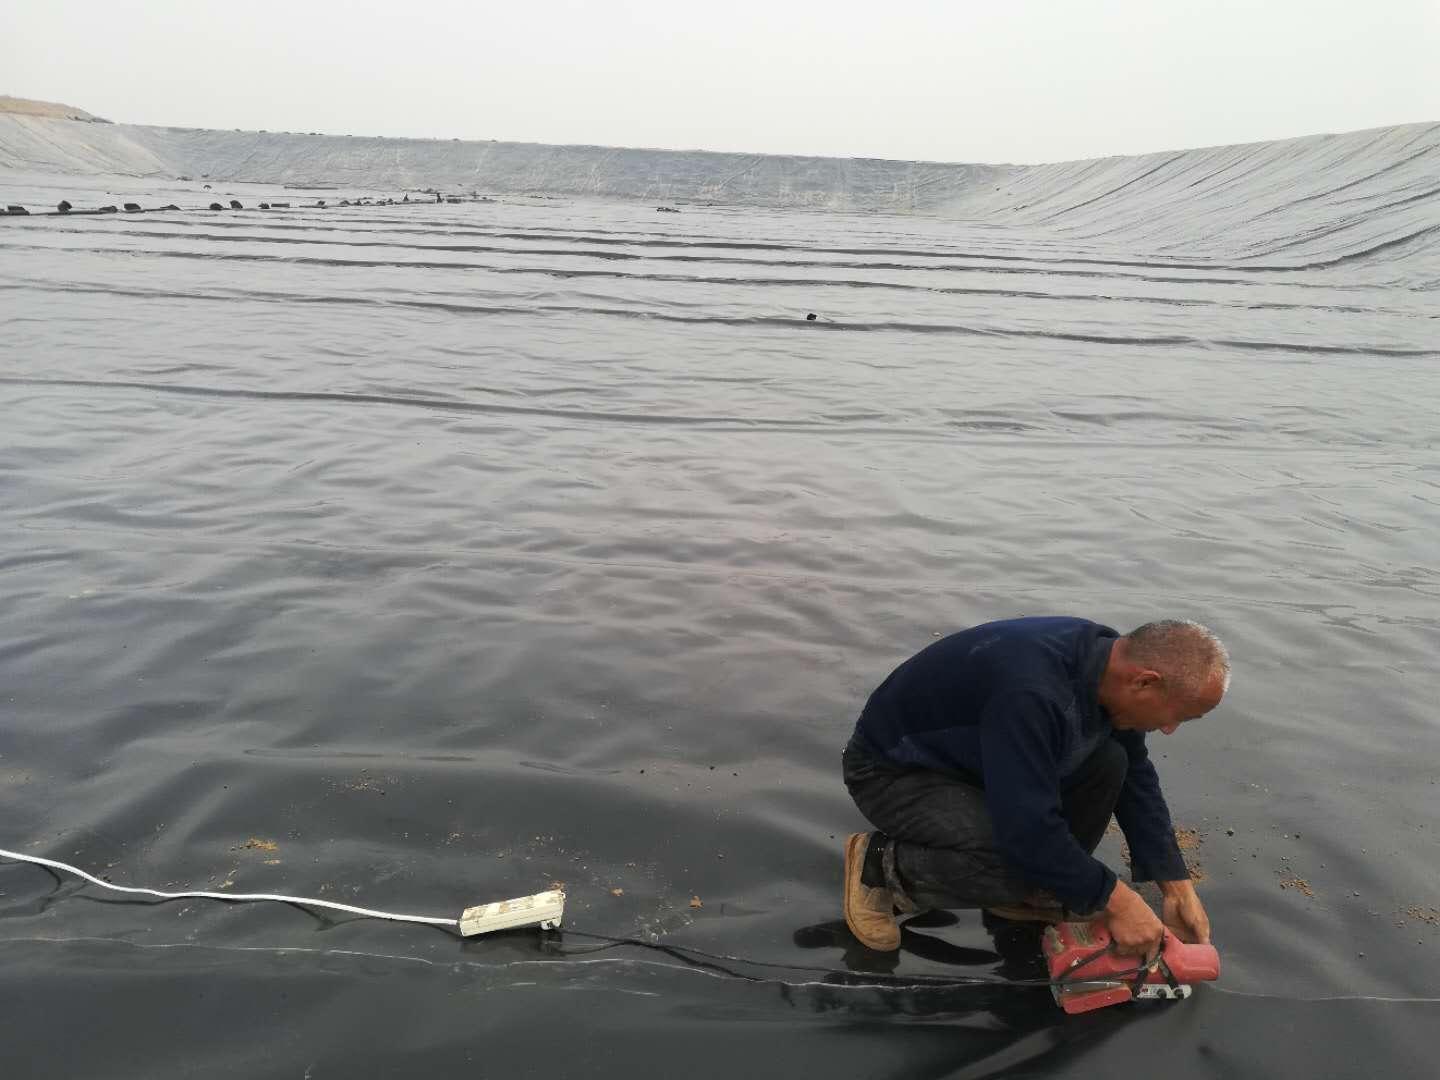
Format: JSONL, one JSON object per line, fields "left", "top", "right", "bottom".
{"left": 2, "top": 101, "right": 1437, "bottom": 262}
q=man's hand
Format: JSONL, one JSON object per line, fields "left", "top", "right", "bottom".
{"left": 1103, "top": 880, "right": 1165, "bottom": 958}
{"left": 1159, "top": 879, "right": 1211, "bottom": 944}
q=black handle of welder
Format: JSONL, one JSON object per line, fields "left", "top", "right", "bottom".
{"left": 1127, "top": 931, "right": 1172, "bottom": 999}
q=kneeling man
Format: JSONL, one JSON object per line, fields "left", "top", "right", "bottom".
{"left": 843, "top": 617, "right": 1225, "bottom": 956}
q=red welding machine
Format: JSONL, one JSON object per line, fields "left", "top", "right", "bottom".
{"left": 1043, "top": 919, "right": 1220, "bottom": 1014}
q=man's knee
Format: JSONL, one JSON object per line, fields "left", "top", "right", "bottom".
{"left": 1094, "top": 738, "right": 1127, "bottom": 790}
{"left": 1060, "top": 739, "right": 1127, "bottom": 853}
{"left": 1067, "top": 738, "right": 1126, "bottom": 794}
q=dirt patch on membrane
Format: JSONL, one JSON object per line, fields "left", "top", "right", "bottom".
{"left": 1120, "top": 824, "right": 1206, "bottom": 881}
{"left": 1279, "top": 876, "right": 1315, "bottom": 898}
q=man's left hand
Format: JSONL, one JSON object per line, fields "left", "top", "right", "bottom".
{"left": 1159, "top": 879, "right": 1210, "bottom": 944}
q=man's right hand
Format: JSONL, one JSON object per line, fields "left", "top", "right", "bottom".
{"left": 1104, "top": 880, "right": 1165, "bottom": 958}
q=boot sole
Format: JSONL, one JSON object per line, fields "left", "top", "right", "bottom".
{"left": 985, "top": 904, "right": 1065, "bottom": 924}
{"left": 844, "top": 832, "right": 900, "bottom": 952}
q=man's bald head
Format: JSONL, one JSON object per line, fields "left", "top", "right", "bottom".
{"left": 1124, "top": 620, "right": 1230, "bottom": 705}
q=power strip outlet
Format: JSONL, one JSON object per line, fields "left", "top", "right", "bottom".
{"left": 458, "top": 889, "right": 566, "bottom": 937}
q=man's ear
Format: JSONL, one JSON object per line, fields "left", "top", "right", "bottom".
{"left": 1134, "top": 669, "right": 1163, "bottom": 692}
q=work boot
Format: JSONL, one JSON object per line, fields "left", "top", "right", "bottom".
{"left": 986, "top": 889, "right": 1104, "bottom": 924}
{"left": 844, "top": 832, "right": 900, "bottom": 951}
{"left": 985, "top": 903, "right": 1065, "bottom": 924}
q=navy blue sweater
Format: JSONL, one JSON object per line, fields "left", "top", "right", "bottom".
{"left": 851, "top": 617, "right": 1187, "bottom": 913}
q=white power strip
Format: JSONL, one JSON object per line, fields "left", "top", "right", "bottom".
{"left": 458, "top": 889, "right": 566, "bottom": 937}
{"left": 0, "top": 846, "right": 570, "bottom": 940}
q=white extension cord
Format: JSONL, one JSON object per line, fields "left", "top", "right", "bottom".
{"left": 0, "top": 846, "right": 564, "bottom": 936}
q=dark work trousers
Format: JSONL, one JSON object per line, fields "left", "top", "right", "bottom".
{"left": 842, "top": 736, "right": 1127, "bottom": 911}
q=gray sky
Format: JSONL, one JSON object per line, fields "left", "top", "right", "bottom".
{"left": 7, "top": 0, "right": 1438, "bottom": 164}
